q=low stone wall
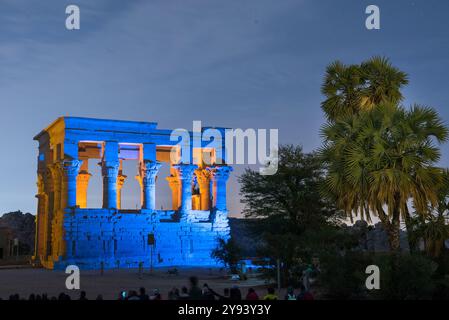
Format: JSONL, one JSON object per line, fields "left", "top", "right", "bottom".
{"left": 49, "top": 209, "right": 230, "bottom": 270}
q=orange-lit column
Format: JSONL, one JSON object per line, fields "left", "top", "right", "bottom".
{"left": 135, "top": 174, "right": 143, "bottom": 207}
{"left": 77, "top": 172, "right": 91, "bottom": 208}
{"left": 173, "top": 163, "right": 197, "bottom": 222}
{"left": 166, "top": 175, "right": 181, "bottom": 210}
{"left": 195, "top": 169, "right": 211, "bottom": 210}
{"left": 76, "top": 159, "right": 91, "bottom": 208}
{"left": 116, "top": 174, "right": 127, "bottom": 209}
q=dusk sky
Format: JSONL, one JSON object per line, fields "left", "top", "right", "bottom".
{"left": 1, "top": 0, "right": 448, "bottom": 217}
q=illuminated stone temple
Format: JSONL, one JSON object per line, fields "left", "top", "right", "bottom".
{"left": 33, "top": 117, "right": 232, "bottom": 269}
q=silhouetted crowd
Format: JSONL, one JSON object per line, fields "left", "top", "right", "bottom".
{"left": 1, "top": 276, "right": 313, "bottom": 301}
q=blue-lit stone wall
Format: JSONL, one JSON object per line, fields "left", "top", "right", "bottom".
{"left": 55, "top": 208, "right": 230, "bottom": 270}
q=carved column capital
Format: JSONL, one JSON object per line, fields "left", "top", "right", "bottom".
{"left": 77, "top": 170, "right": 92, "bottom": 182}
{"left": 101, "top": 161, "right": 119, "bottom": 179}
{"left": 117, "top": 174, "right": 127, "bottom": 189}
{"left": 195, "top": 168, "right": 211, "bottom": 185}
{"left": 166, "top": 175, "right": 180, "bottom": 188}
{"left": 49, "top": 162, "right": 63, "bottom": 181}
{"left": 141, "top": 160, "right": 162, "bottom": 185}
{"left": 207, "top": 165, "right": 233, "bottom": 182}
{"left": 173, "top": 163, "right": 198, "bottom": 180}
{"left": 61, "top": 160, "right": 82, "bottom": 178}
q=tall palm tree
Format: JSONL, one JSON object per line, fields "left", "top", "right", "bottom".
{"left": 407, "top": 171, "right": 449, "bottom": 256}
{"left": 359, "top": 56, "right": 409, "bottom": 109}
{"left": 422, "top": 214, "right": 449, "bottom": 258}
{"left": 321, "top": 56, "right": 408, "bottom": 122}
{"left": 321, "top": 103, "right": 448, "bottom": 252}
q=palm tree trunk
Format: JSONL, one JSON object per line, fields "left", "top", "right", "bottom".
{"left": 404, "top": 207, "right": 415, "bottom": 253}
{"left": 390, "top": 200, "right": 402, "bottom": 253}
{"left": 387, "top": 223, "right": 400, "bottom": 252}
{"left": 376, "top": 203, "right": 401, "bottom": 253}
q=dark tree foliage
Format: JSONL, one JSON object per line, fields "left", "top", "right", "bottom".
{"left": 239, "top": 145, "right": 342, "bottom": 235}
{"left": 238, "top": 145, "right": 350, "bottom": 285}
{"left": 211, "top": 238, "right": 242, "bottom": 273}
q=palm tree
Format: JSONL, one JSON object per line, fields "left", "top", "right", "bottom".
{"left": 359, "top": 56, "right": 409, "bottom": 109}
{"left": 422, "top": 214, "right": 449, "bottom": 258}
{"left": 321, "top": 61, "right": 364, "bottom": 121}
{"left": 407, "top": 171, "right": 449, "bottom": 256}
{"left": 321, "top": 103, "right": 448, "bottom": 252}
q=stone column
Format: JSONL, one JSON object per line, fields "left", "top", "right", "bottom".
{"left": 140, "top": 160, "right": 162, "bottom": 210}
{"left": 208, "top": 165, "right": 233, "bottom": 211}
{"left": 34, "top": 174, "right": 46, "bottom": 262}
{"left": 116, "top": 174, "right": 127, "bottom": 209}
{"left": 101, "top": 161, "right": 119, "bottom": 209}
{"left": 166, "top": 175, "right": 181, "bottom": 210}
{"left": 61, "top": 160, "right": 82, "bottom": 208}
{"left": 173, "top": 164, "right": 197, "bottom": 220}
{"left": 49, "top": 163, "right": 62, "bottom": 211}
{"left": 135, "top": 175, "right": 143, "bottom": 207}
{"left": 44, "top": 169, "right": 55, "bottom": 258}
{"left": 195, "top": 169, "right": 211, "bottom": 210}
{"left": 77, "top": 171, "right": 91, "bottom": 208}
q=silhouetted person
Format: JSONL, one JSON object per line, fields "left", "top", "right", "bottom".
{"left": 263, "top": 287, "right": 278, "bottom": 300}
{"left": 28, "top": 294, "right": 35, "bottom": 301}
{"left": 246, "top": 288, "right": 259, "bottom": 300}
{"left": 168, "top": 287, "right": 180, "bottom": 300}
{"left": 118, "top": 291, "right": 126, "bottom": 300}
{"left": 285, "top": 286, "right": 297, "bottom": 300}
{"left": 188, "top": 276, "right": 202, "bottom": 300}
{"left": 96, "top": 294, "right": 103, "bottom": 300}
{"left": 298, "top": 284, "right": 314, "bottom": 300}
{"left": 230, "top": 286, "right": 242, "bottom": 300}
{"left": 128, "top": 290, "right": 140, "bottom": 300}
{"left": 202, "top": 283, "right": 215, "bottom": 300}
{"left": 178, "top": 286, "right": 190, "bottom": 300}
{"left": 79, "top": 291, "right": 88, "bottom": 300}
{"left": 150, "top": 289, "right": 161, "bottom": 300}
{"left": 139, "top": 287, "right": 149, "bottom": 300}
{"left": 218, "top": 288, "right": 231, "bottom": 301}
{"left": 58, "top": 292, "right": 70, "bottom": 300}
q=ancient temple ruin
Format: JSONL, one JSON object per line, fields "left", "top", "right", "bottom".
{"left": 33, "top": 117, "right": 232, "bottom": 269}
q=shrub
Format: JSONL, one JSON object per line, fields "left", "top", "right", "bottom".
{"left": 371, "top": 254, "right": 437, "bottom": 300}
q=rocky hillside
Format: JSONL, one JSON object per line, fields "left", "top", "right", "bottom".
{"left": 0, "top": 211, "right": 35, "bottom": 254}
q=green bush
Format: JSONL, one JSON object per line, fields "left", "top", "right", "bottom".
{"left": 319, "top": 252, "right": 439, "bottom": 300}
{"left": 319, "top": 251, "right": 372, "bottom": 299}
{"left": 371, "top": 254, "right": 437, "bottom": 300}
